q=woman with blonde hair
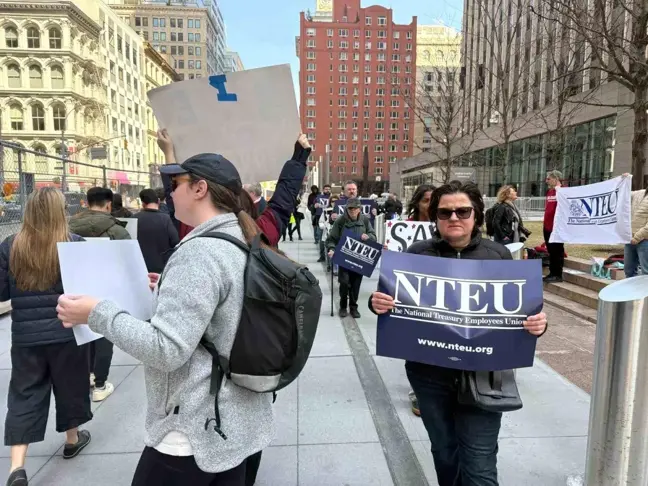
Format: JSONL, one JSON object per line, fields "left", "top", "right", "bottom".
{"left": 492, "top": 185, "right": 530, "bottom": 245}
{"left": 1, "top": 188, "right": 92, "bottom": 486}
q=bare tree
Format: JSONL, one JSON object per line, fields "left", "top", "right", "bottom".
{"left": 404, "top": 56, "right": 478, "bottom": 184}
{"left": 535, "top": 0, "right": 648, "bottom": 189}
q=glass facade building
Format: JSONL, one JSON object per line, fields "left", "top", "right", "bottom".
{"left": 401, "top": 115, "right": 617, "bottom": 199}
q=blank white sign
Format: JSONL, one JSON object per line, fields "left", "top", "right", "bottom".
{"left": 58, "top": 240, "right": 153, "bottom": 345}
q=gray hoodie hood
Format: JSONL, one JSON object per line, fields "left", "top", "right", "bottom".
{"left": 88, "top": 212, "right": 274, "bottom": 473}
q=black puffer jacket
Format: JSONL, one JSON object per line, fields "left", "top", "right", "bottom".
{"left": 0, "top": 234, "right": 84, "bottom": 347}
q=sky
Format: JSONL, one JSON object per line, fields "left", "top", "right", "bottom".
{"left": 217, "top": 0, "right": 464, "bottom": 100}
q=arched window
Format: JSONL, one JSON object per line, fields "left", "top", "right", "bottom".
{"left": 29, "top": 65, "right": 42, "bottom": 88}
{"left": 49, "top": 27, "right": 62, "bottom": 49}
{"left": 33, "top": 144, "right": 48, "bottom": 172}
{"left": 52, "top": 104, "right": 66, "bottom": 131}
{"left": 5, "top": 27, "right": 18, "bottom": 48}
{"left": 27, "top": 27, "right": 40, "bottom": 48}
{"left": 7, "top": 64, "right": 20, "bottom": 88}
{"left": 9, "top": 103, "right": 23, "bottom": 130}
{"left": 51, "top": 65, "right": 64, "bottom": 89}
{"left": 31, "top": 104, "right": 45, "bottom": 131}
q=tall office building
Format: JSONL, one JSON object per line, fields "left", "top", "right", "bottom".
{"left": 297, "top": 0, "right": 417, "bottom": 186}
{"left": 108, "top": 0, "right": 227, "bottom": 79}
{"left": 224, "top": 50, "right": 244, "bottom": 73}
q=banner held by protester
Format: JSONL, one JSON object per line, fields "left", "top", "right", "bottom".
{"left": 148, "top": 64, "right": 300, "bottom": 184}
{"left": 550, "top": 176, "right": 632, "bottom": 244}
{"left": 331, "top": 229, "right": 382, "bottom": 278}
{"left": 376, "top": 251, "right": 543, "bottom": 371}
{"left": 385, "top": 220, "right": 436, "bottom": 252}
{"left": 334, "top": 198, "right": 377, "bottom": 222}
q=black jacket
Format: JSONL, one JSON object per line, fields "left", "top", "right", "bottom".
{"left": 0, "top": 234, "right": 84, "bottom": 347}
{"left": 133, "top": 208, "right": 180, "bottom": 273}
{"left": 493, "top": 202, "right": 523, "bottom": 244}
{"left": 326, "top": 212, "right": 376, "bottom": 251}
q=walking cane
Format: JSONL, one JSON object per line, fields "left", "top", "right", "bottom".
{"left": 330, "top": 262, "right": 334, "bottom": 317}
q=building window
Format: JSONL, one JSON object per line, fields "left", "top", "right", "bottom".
{"left": 27, "top": 27, "right": 40, "bottom": 48}
{"left": 31, "top": 104, "right": 45, "bottom": 131}
{"left": 177, "top": 18, "right": 183, "bottom": 28}
{"left": 9, "top": 104, "right": 22, "bottom": 130}
{"left": 188, "top": 19, "right": 194, "bottom": 28}
{"left": 195, "top": 60, "right": 201, "bottom": 69}
{"left": 7, "top": 63, "right": 20, "bottom": 88}
{"left": 49, "top": 27, "right": 62, "bottom": 49}
{"left": 178, "top": 33, "right": 184, "bottom": 42}
{"left": 365, "top": 16, "right": 372, "bottom": 25}
{"left": 195, "top": 19, "right": 201, "bottom": 28}
{"left": 189, "top": 33, "right": 194, "bottom": 42}
{"left": 51, "top": 65, "right": 64, "bottom": 89}
{"left": 52, "top": 103, "right": 66, "bottom": 131}
{"left": 306, "top": 28, "right": 315, "bottom": 36}
{"left": 327, "top": 29, "right": 333, "bottom": 36}
{"left": 29, "top": 65, "right": 43, "bottom": 88}
{"left": 378, "top": 16, "right": 387, "bottom": 25}
{"left": 5, "top": 27, "right": 18, "bottom": 48}
{"left": 188, "top": 60, "right": 194, "bottom": 69}
{"left": 171, "top": 32, "right": 177, "bottom": 41}
{"left": 170, "top": 18, "right": 176, "bottom": 28}
{"left": 196, "top": 46, "right": 201, "bottom": 55}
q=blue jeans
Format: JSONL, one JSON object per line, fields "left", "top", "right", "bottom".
{"left": 624, "top": 240, "right": 648, "bottom": 278}
{"left": 314, "top": 225, "right": 323, "bottom": 244}
{"left": 406, "top": 363, "right": 501, "bottom": 486}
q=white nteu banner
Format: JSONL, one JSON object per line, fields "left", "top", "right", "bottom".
{"left": 550, "top": 176, "right": 632, "bottom": 244}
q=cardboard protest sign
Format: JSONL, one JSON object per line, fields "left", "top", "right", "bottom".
{"left": 550, "top": 176, "right": 632, "bottom": 244}
{"left": 331, "top": 229, "right": 383, "bottom": 277}
{"left": 376, "top": 251, "right": 543, "bottom": 371}
{"left": 385, "top": 221, "right": 436, "bottom": 252}
{"left": 334, "top": 198, "right": 377, "bottom": 222}
{"left": 148, "top": 64, "right": 300, "bottom": 184}
{"left": 314, "top": 195, "right": 330, "bottom": 216}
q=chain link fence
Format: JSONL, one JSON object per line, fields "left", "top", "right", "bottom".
{"left": 0, "top": 140, "right": 162, "bottom": 241}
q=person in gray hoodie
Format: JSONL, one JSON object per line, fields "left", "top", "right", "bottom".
{"left": 56, "top": 153, "right": 274, "bottom": 485}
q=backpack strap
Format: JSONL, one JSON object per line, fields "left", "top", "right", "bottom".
{"left": 200, "top": 338, "right": 231, "bottom": 440}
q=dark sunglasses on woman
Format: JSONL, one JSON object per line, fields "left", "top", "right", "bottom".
{"left": 437, "top": 207, "right": 473, "bottom": 220}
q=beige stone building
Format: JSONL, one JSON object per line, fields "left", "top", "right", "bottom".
{"left": 144, "top": 41, "right": 179, "bottom": 169}
{"left": 108, "top": 1, "right": 222, "bottom": 80}
{"left": 0, "top": 0, "right": 107, "bottom": 189}
{"left": 413, "top": 25, "right": 462, "bottom": 155}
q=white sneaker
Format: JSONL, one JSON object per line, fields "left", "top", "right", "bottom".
{"left": 92, "top": 382, "right": 114, "bottom": 402}
{"left": 90, "top": 373, "right": 95, "bottom": 388}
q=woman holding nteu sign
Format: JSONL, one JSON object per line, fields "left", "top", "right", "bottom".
{"left": 369, "top": 181, "right": 547, "bottom": 486}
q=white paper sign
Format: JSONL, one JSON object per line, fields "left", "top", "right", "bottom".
{"left": 58, "top": 240, "right": 153, "bottom": 345}
{"left": 117, "top": 218, "right": 138, "bottom": 239}
{"left": 385, "top": 221, "right": 436, "bottom": 252}
{"left": 148, "top": 64, "right": 300, "bottom": 184}
{"left": 550, "top": 176, "right": 632, "bottom": 244}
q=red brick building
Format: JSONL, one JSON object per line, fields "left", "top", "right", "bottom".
{"left": 296, "top": 0, "right": 417, "bottom": 190}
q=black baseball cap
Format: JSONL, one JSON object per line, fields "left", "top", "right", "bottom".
{"left": 159, "top": 153, "right": 242, "bottom": 195}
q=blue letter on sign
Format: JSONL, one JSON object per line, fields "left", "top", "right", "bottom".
{"left": 208, "top": 74, "right": 238, "bottom": 102}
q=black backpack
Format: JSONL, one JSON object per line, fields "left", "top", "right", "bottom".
{"left": 485, "top": 203, "right": 500, "bottom": 236}
{"left": 196, "top": 231, "right": 322, "bottom": 439}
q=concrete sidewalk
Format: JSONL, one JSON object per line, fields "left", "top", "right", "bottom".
{"left": 0, "top": 224, "right": 590, "bottom": 485}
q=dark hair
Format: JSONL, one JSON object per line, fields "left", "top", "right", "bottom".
{"left": 155, "top": 187, "right": 166, "bottom": 202}
{"left": 87, "top": 187, "right": 114, "bottom": 208}
{"left": 323, "top": 184, "right": 331, "bottom": 189}
{"left": 189, "top": 174, "right": 265, "bottom": 249}
{"left": 239, "top": 189, "right": 259, "bottom": 220}
{"left": 311, "top": 185, "right": 319, "bottom": 193}
{"left": 139, "top": 188, "right": 159, "bottom": 205}
{"left": 429, "top": 181, "right": 484, "bottom": 233}
{"left": 407, "top": 184, "right": 435, "bottom": 221}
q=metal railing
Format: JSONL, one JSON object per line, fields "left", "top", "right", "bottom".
{"left": 483, "top": 197, "right": 546, "bottom": 220}
{"left": 0, "top": 140, "right": 159, "bottom": 241}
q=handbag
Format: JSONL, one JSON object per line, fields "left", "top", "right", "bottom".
{"left": 458, "top": 370, "right": 523, "bottom": 413}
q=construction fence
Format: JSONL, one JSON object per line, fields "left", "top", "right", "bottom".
{"left": 0, "top": 140, "right": 163, "bottom": 240}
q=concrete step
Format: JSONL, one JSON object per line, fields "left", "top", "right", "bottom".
{"left": 544, "top": 280, "right": 600, "bottom": 310}
{"left": 563, "top": 269, "right": 611, "bottom": 292}
{"left": 543, "top": 292, "right": 598, "bottom": 324}
{"left": 564, "top": 257, "right": 624, "bottom": 280}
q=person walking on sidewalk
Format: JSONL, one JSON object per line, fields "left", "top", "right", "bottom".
{"left": 543, "top": 170, "right": 564, "bottom": 283}
{"left": 289, "top": 195, "right": 305, "bottom": 241}
{"left": 326, "top": 198, "right": 376, "bottom": 318}
{"left": 69, "top": 187, "right": 131, "bottom": 403}
{"left": 369, "top": 181, "right": 548, "bottom": 486}
{"left": 1, "top": 188, "right": 92, "bottom": 486}
{"left": 57, "top": 154, "right": 277, "bottom": 486}
{"left": 133, "top": 188, "right": 180, "bottom": 273}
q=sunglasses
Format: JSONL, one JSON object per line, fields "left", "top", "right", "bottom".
{"left": 437, "top": 207, "right": 473, "bottom": 220}
{"left": 170, "top": 176, "right": 191, "bottom": 192}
